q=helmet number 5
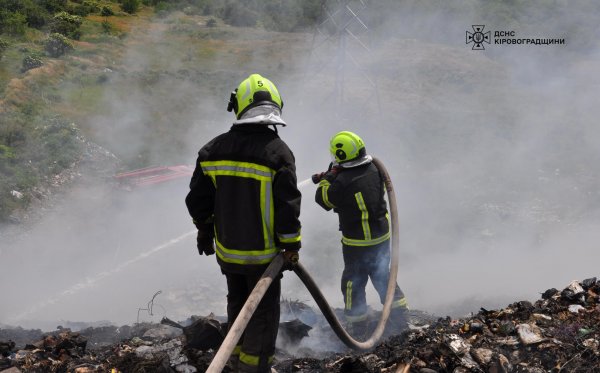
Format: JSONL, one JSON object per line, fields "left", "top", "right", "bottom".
{"left": 257, "top": 80, "right": 263, "bottom": 87}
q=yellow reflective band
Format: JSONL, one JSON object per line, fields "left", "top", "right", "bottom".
{"left": 200, "top": 160, "right": 277, "bottom": 256}
{"left": 241, "top": 80, "right": 251, "bottom": 101}
{"left": 277, "top": 231, "right": 301, "bottom": 243}
{"left": 208, "top": 173, "right": 216, "bottom": 187}
{"left": 319, "top": 180, "right": 335, "bottom": 209}
{"left": 232, "top": 345, "right": 242, "bottom": 356}
{"left": 239, "top": 351, "right": 259, "bottom": 367}
{"left": 239, "top": 352, "right": 274, "bottom": 367}
{"left": 214, "top": 238, "right": 278, "bottom": 265}
{"left": 260, "top": 180, "right": 274, "bottom": 249}
{"left": 354, "top": 192, "right": 371, "bottom": 240}
{"left": 200, "top": 160, "right": 274, "bottom": 182}
{"left": 392, "top": 297, "right": 409, "bottom": 309}
{"left": 345, "top": 281, "right": 352, "bottom": 310}
{"left": 342, "top": 232, "right": 390, "bottom": 247}
{"left": 345, "top": 313, "right": 368, "bottom": 322}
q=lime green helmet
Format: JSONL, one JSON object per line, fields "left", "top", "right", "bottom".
{"left": 330, "top": 131, "right": 366, "bottom": 163}
{"left": 227, "top": 73, "right": 284, "bottom": 119}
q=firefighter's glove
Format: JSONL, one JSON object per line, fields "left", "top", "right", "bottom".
{"left": 312, "top": 172, "right": 326, "bottom": 184}
{"left": 323, "top": 166, "right": 341, "bottom": 182}
{"left": 196, "top": 230, "right": 215, "bottom": 256}
{"left": 283, "top": 250, "right": 299, "bottom": 270}
{"left": 312, "top": 166, "right": 341, "bottom": 184}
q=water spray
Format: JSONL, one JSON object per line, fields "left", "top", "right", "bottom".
{"left": 8, "top": 230, "right": 196, "bottom": 323}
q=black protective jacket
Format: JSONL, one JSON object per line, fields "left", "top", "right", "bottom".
{"left": 315, "top": 161, "right": 389, "bottom": 247}
{"left": 186, "top": 124, "right": 301, "bottom": 274}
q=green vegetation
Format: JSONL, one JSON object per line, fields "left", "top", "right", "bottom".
{"left": 120, "top": 0, "right": 141, "bottom": 14}
{"left": 0, "top": 38, "right": 9, "bottom": 58}
{"left": 101, "top": 6, "right": 115, "bottom": 17}
{"left": 45, "top": 33, "right": 74, "bottom": 57}
{"left": 50, "top": 12, "right": 83, "bottom": 39}
{"left": 0, "top": 0, "right": 597, "bottom": 224}
{"left": 21, "top": 55, "right": 43, "bottom": 72}
{"left": 0, "top": 112, "right": 82, "bottom": 221}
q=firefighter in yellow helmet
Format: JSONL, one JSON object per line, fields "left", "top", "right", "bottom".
{"left": 186, "top": 74, "right": 301, "bottom": 373}
{"left": 313, "top": 131, "right": 409, "bottom": 338}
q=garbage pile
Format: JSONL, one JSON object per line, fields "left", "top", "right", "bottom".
{"left": 277, "top": 277, "right": 599, "bottom": 373}
{"left": 1, "top": 277, "right": 599, "bottom": 372}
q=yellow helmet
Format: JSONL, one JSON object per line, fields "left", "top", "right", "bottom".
{"left": 330, "top": 131, "right": 366, "bottom": 163}
{"left": 227, "top": 74, "right": 284, "bottom": 119}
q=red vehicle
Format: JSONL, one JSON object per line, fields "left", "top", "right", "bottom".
{"left": 114, "top": 165, "right": 194, "bottom": 189}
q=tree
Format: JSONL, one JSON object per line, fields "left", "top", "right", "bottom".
{"left": 101, "top": 6, "right": 114, "bottom": 17}
{"left": 0, "top": 11, "right": 27, "bottom": 36}
{"left": 121, "top": 0, "right": 140, "bottom": 14}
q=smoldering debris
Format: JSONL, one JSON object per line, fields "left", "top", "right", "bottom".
{"left": 2, "top": 278, "right": 600, "bottom": 372}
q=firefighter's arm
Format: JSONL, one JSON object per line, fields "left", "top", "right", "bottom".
{"left": 185, "top": 155, "right": 216, "bottom": 255}
{"left": 315, "top": 176, "right": 341, "bottom": 211}
{"left": 273, "top": 163, "right": 302, "bottom": 252}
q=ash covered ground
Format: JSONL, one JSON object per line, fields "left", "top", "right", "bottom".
{"left": 2, "top": 277, "right": 600, "bottom": 372}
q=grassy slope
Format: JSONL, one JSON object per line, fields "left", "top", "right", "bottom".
{"left": 0, "top": 2, "right": 507, "bottom": 221}
{"left": 3, "top": 2, "right": 598, "bottom": 224}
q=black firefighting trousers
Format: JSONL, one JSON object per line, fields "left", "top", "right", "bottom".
{"left": 341, "top": 240, "right": 406, "bottom": 321}
{"left": 224, "top": 270, "right": 281, "bottom": 373}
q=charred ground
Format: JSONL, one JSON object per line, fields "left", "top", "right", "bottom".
{"left": 2, "top": 277, "right": 600, "bottom": 372}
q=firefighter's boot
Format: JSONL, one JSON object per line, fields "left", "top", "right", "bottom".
{"left": 347, "top": 319, "right": 369, "bottom": 340}
{"left": 386, "top": 307, "right": 409, "bottom": 336}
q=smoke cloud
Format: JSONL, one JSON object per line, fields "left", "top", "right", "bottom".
{"left": 1, "top": 1, "right": 599, "bottom": 336}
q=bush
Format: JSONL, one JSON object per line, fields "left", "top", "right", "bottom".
{"left": 69, "top": 4, "right": 93, "bottom": 16}
{"left": 101, "top": 19, "right": 112, "bottom": 33}
{"left": 83, "top": 0, "right": 100, "bottom": 11}
{"left": 36, "top": 118, "right": 81, "bottom": 170}
{"left": 206, "top": 17, "right": 217, "bottom": 27}
{"left": 0, "top": 38, "right": 9, "bottom": 59}
{"left": 0, "top": 11, "right": 27, "bottom": 36}
{"left": 0, "top": 109, "right": 82, "bottom": 222}
{"left": 40, "top": 0, "right": 68, "bottom": 13}
{"left": 0, "top": 145, "right": 15, "bottom": 160}
{"left": 183, "top": 6, "right": 199, "bottom": 16}
{"left": 22, "top": 4, "right": 49, "bottom": 29}
{"left": 121, "top": 0, "right": 140, "bottom": 14}
{"left": 101, "top": 6, "right": 114, "bottom": 17}
{"left": 44, "top": 33, "right": 74, "bottom": 57}
{"left": 21, "top": 55, "right": 43, "bottom": 72}
{"left": 50, "top": 12, "right": 82, "bottom": 40}
{"left": 154, "top": 1, "right": 172, "bottom": 13}
{"left": 221, "top": 2, "right": 257, "bottom": 27}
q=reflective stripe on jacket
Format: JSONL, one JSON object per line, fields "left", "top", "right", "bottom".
{"left": 186, "top": 124, "right": 301, "bottom": 273}
{"left": 315, "top": 161, "right": 388, "bottom": 247}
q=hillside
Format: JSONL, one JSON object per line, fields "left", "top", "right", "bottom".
{"left": 0, "top": 1, "right": 317, "bottom": 223}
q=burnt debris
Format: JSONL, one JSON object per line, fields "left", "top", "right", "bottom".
{"left": 1, "top": 277, "right": 599, "bottom": 372}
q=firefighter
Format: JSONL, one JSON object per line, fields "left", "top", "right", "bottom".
{"left": 185, "top": 73, "right": 301, "bottom": 373}
{"left": 314, "top": 131, "right": 408, "bottom": 338}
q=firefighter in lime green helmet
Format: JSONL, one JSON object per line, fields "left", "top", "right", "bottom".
{"left": 329, "top": 131, "right": 367, "bottom": 164}
{"left": 313, "top": 131, "right": 409, "bottom": 338}
{"left": 227, "top": 73, "right": 285, "bottom": 126}
{"left": 187, "top": 73, "right": 301, "bottom": 372}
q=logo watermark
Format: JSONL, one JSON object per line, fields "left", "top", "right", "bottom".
{"left": 466, "top": 25, "right": 491, "bottom": 50}
{"left": 466, "top": 25, "right": 565, "bottom": 50}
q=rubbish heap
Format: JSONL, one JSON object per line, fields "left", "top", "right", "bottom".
{"left": 1, "top": 277, "right": 599, "bottom": 372}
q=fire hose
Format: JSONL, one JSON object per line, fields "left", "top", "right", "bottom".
{"left": 207, "top": 157, "right": 400, "bottom": 372}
